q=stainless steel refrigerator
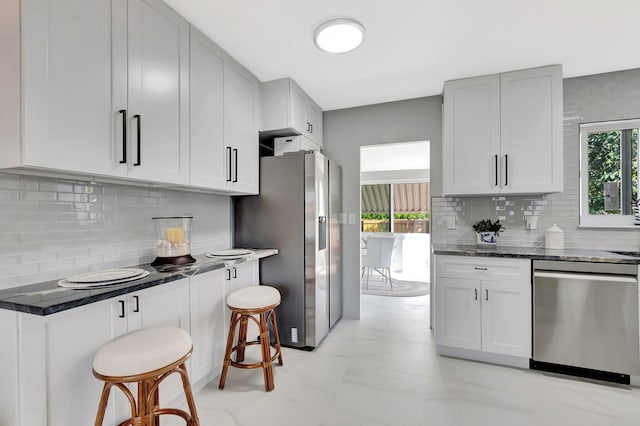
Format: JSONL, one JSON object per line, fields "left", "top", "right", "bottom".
{"left": 234, "top": 151, "right": 342, "bottom": 349}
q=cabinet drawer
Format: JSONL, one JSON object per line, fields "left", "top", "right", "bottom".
{"left": 436, "top": 255, "right": 530, "bottom": 280}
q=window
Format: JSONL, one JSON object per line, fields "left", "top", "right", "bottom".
{"left": 361, "top": 183, "right": 430, "bottom": 233}
{"left": 580, "top": 119, "right": 639, "bottom": 227}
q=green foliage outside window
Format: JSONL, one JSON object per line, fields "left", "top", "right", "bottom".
{"left": 361, "top": 212, "right": 430, "bottom": 220}
{"left": 587, "top": 129, "right": 638, "bottom": 214}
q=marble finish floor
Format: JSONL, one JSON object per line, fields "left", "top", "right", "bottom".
{"left": 168, "top": 294, "right": 640, "bottom": 425}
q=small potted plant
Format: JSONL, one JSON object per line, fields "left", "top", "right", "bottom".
{"left": 472, "top": 219, "right": 505, "bottom": 246}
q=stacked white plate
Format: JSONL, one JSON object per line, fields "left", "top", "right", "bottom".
{"left": 205, "top": 249, "right": 254, "bottom": 260}
{"left": 58, "top": 268, "right": 150, "bottom": 289}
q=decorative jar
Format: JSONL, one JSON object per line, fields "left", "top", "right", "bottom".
{"left": 476, "top": 231, "right": 498, "bottom": 246}
{"left": 151, "top": 216, "right": 196, "bottom": 266}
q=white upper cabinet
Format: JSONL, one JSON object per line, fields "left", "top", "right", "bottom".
{"left": 18, "top": 0, "right": 124, "bottom": 177}
{"left": 189, "top": 26, "right": 226, "bottom": 190}
{"left": 1, "top": 0, "right": 259, "bottom": 193}
{"left": 442, "top": 75, "right": 501, "bottom": 195}
{"left": 260, "top": 78, "right": 324, "bottom": 147}
{"left": 305, "top": 99, "right": 324, "bottom": 145}
{"left": 190, "top": 23, "right": 259, "bottom": 194}
{"left": 224, "top": 61, "right": 260, "bottom": 194}
{"left": 500, "top": 66, "right": 563, "bottom": 194}
{"left": 442, "top": 65, "right": 563, "bottom": 196}
{"left": 117, "top": 0, "right": 190, "bottom": 185}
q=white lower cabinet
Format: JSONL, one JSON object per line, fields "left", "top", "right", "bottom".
{"left": 189, "top": 269, "right": 226, "bottom": 385}
{"left": 189, "top": 261, "right": 259, "bottom": 387}
{"left": 435, "top": 255, "right": 531, "bottom": 361}
{"left": 6, "top": 261, "right": 261, "bottom": 426}
{"left": 17, "top": 278, "right": 189, "bottom": 426}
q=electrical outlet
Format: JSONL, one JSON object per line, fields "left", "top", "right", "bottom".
{"left": 526, "top": 216, "right": 538, "bottom": 230}
{"left": 348, "top": 213, "right": 357, "bottom": 225}
{"left": 446, "top": 216, "right": 456, "bottom": 230}
{"left": 291, "top": 327, "right": 298, "bottom": 343}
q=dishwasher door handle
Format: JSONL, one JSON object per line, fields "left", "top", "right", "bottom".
{"left": 534, "top": 271, "right": 638, "bottom": 283}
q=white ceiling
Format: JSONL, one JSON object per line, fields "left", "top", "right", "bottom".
{"left": 361, "top": 141, "right": 430, "bottom": 172}
{"left": 165, "top": 0, "right": 640, "bottom": 111}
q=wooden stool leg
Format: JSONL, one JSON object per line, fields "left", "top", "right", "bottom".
{"left": 236, "top": 315, "right": 249, "bottom": 362}
{"left": 149, "top": 378, "right": 160, "bottom": 426}
{"left": 269, "top": 309, "right": 283, "bottom": 365}
{"left": 178, "top": 362, "right": 200, "bottom": 425}
{"left": 259, "top": 311, "right": 275, "bottom": 391}
{"left": 219, "top": 311, "right": 240, "bottom": 389}
{"left": 138, "top": 378, "right": 151, "bottom": 426}
{"left": 94, "top": 382, "right": 113, "bottom": 426}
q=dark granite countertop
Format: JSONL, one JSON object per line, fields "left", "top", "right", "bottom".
{"left": 0, "top": 249, "right": 278, "bottom": 316}
{"left": 432, "top": 244, "right": 640, "bottom": 264}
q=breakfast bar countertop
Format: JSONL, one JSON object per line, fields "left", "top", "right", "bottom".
{"left": 432, "top": 244, "right": 640, "bottom": 265}
{"left": 0, "top": 249, "right": 278, "bottom": 316}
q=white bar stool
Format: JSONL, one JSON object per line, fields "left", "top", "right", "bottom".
{"left": 219, "top": 285, "right": 283, "bottom": 392}
{"left": 92, "top": 326, "right": 200, "bottom": 426}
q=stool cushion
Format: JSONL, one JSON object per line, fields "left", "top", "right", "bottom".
{"left": 93, "top": 326, "right": 192, "bottom": 377}
{"left": 227, "top": 285, "right": 281, "bottom": 310}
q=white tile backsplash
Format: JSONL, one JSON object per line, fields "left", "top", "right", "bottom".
{"left": 0, "top": 173, "right": 231, "bottom": 290}
{"left": 433, "top": 68, "right": 640, "bottom": 252}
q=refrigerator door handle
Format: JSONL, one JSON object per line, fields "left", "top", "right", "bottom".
{"left": 318, "top": 216, "right": 327, "bottom": 251}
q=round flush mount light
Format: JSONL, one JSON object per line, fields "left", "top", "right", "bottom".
{"left": 314, "top": 18, "right": 365, "bottom": 54}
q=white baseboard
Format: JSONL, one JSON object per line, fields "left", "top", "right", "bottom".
{"left": 436, "top": 345, "right": 530, "bottom": 369}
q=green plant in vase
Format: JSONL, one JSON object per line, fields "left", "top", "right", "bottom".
{"left": 472, "top": 219, "right": 505, "bottom": 246}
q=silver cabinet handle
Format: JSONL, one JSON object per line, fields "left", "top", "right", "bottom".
{"left": 485, "top": 289, "right": 489, "bottom": 301}
{"left": 474, "top": 288, "right": 478, "bottom": 300}
{"left": 232, "top": 266, "right": 237, "bottom": 279}
{"left": 474, "top": 267, "right": 488, "bottom": 271}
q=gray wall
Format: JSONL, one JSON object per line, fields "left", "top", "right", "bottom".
{"left": 432, "top": 68, "right": 640, "bottom": 251}
{"left": 323, "top": 96, "right": 442, "bottom": 319}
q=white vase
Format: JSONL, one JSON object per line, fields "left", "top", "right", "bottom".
{"left": 476, "top": 231, "right": 497, "bottom": 246}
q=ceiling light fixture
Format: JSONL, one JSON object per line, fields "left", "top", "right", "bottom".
{"left": 314, "top": 18, "right": 365, "bottom": 54}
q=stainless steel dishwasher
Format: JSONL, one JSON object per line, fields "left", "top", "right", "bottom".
{"left": 532, "top": 260, "right": 640, "bottom": 383}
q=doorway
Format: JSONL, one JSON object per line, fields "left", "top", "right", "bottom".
{"left": 359, "top": 141, "right": 430, "bottom": 297}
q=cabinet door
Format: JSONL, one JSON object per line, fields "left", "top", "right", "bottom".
{"left": 500, "top": 65, "right": 563, "bottom": 193}
{"left": 481, "top": 280, "right": 532, "bottom": 357}
{"left": 435, "top": 277, "right": 481, "bottom": 350}
{"left": 442, "top": 75, "right": 501, "bottom": 195}
{"left": 190, "top": 27, "right": 226, "bottom": 190}
{"left": 19, "top": 299, "right": 128, "bottom": 426}
{"left": 289, "top": 80, "right": 307, "bottom": 136}
{"left": 305, "top": 99, "right": 323, "bottom": 146}
{"left": 126, "top": 0, "right": 190, "bottom": 185}
{"left": 22, "top": 0, "right": 125, "bottom": 177}
{"left": 189, "top": 269, "right": 226, "bottom": 384}
{"left": 127, "top": 280, "right": 189, "bottom": 332}
{"left": 224, "top": 61, "right": 259, "bottom": 194}
{"left": 233, "top": 260, "right": 259, "bottom": 289}
{"left": 125, "top": 279, "right": 189, "bottom": 411}
{"left": 0, "top": 310, "right": 18, "bottom": 426}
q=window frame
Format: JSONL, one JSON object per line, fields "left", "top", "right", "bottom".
{"left": 579, "top": 118, "right": 640, "bottom": 228}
